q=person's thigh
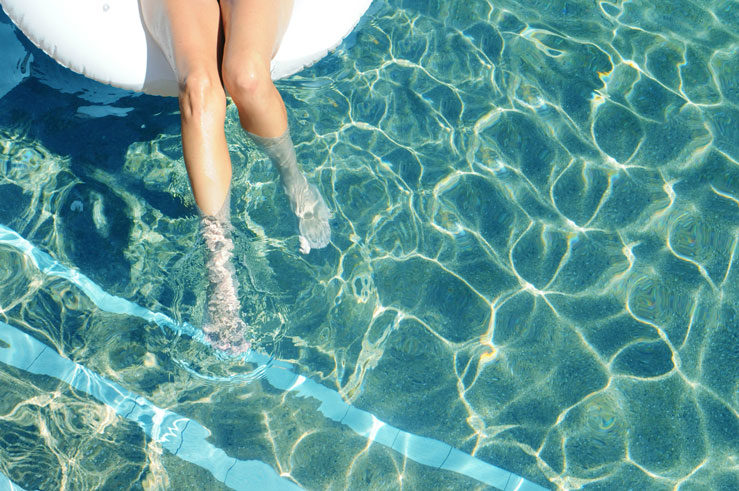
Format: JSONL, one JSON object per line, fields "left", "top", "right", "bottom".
{"left": 219, "top": 0, "right": 294, "bottom": 72}
{"left": 140, "top": 0, "right": 223, "bottom": 83}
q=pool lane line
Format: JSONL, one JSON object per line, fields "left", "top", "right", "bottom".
{"left": 0, "top": 224, "right": 548, "bottom": 491}
{"left": 0, "top": 320, "right": 301, "bottom": 491}
{"left": 0, "top": 472, "right": 28, "bottom": 491}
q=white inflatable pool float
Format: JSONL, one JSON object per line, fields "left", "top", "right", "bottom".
{"left": 0, "top": 0, "right": 373, "bottom": 96}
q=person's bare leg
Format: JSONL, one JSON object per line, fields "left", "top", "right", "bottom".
{"left": 142, "top": 0, "right": 231, "bottom": 216}
{"left": 218, "top": 0, "right": 291, "bottom": 137}
{"left": 141, "top": 0, "right": 249, "bottom": 353}
{"left": 220, "top": 0, "right": 331, "bottom": 252}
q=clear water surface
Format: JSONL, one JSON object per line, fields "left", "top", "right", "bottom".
{"left": 0, "top": 0, "right": 738, "bottom": 489}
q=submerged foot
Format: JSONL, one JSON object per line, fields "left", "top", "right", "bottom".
{"left": 202, "top": 316, "right": 250, "bottom": 354}
{"left": 246, "top": 129, "right": 331, "bottom": 253}
{"left": 287, "top": 181, "right": 332, "bottom": 254}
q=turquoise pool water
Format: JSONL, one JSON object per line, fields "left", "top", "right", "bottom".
{"left": 1, "top": 0, "right": 738, "bottom": 489}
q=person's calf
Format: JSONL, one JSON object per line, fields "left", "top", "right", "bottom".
{"left": 247, "top": 128, "right": 331, "bottom": 253}
{"left": 198, "top": 191, "right": 250, "bottom": 354}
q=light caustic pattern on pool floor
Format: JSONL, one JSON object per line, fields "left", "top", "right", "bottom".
{"left": 1, "top": 0, "right": 739, "bottom": 489}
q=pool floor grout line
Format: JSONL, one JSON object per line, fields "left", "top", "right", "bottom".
{"left": 24, "top": 345, "right": 47, "bottom": 372}
{"left": 223, "top": 459, "right": 237, "bottom": 484}
{"left": 175, "top": 419, "right": 191, "bottom": 456}
{"left": 438, "top": 445, "right": 454, "bottom": 470}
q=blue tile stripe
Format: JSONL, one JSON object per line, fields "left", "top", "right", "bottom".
{"left": 0, "top": 320, "right": 300, "bottom": 491}
{"left": 0, "top": 472, "right": 29, "bottom": 491}
{"left": 0, "top": 223, "right": 548, "bottom": 491}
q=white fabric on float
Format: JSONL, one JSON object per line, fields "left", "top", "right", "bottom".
{"left": 0, "top": 0, "right": 373, "bottom": 96}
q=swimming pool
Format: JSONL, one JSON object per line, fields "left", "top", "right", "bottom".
{"left": 1, "top": 0, "right": 738, "bottom": 489}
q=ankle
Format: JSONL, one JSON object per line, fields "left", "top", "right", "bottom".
{"left": 282, "top": 171, "right": 308, "bottom": 193}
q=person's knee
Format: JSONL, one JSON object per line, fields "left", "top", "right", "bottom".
{"left": 179, "top": 70, "right": 226, "bottom": 122}
{"left": 222, "top": 57, "right": 273, "bottom": 112}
